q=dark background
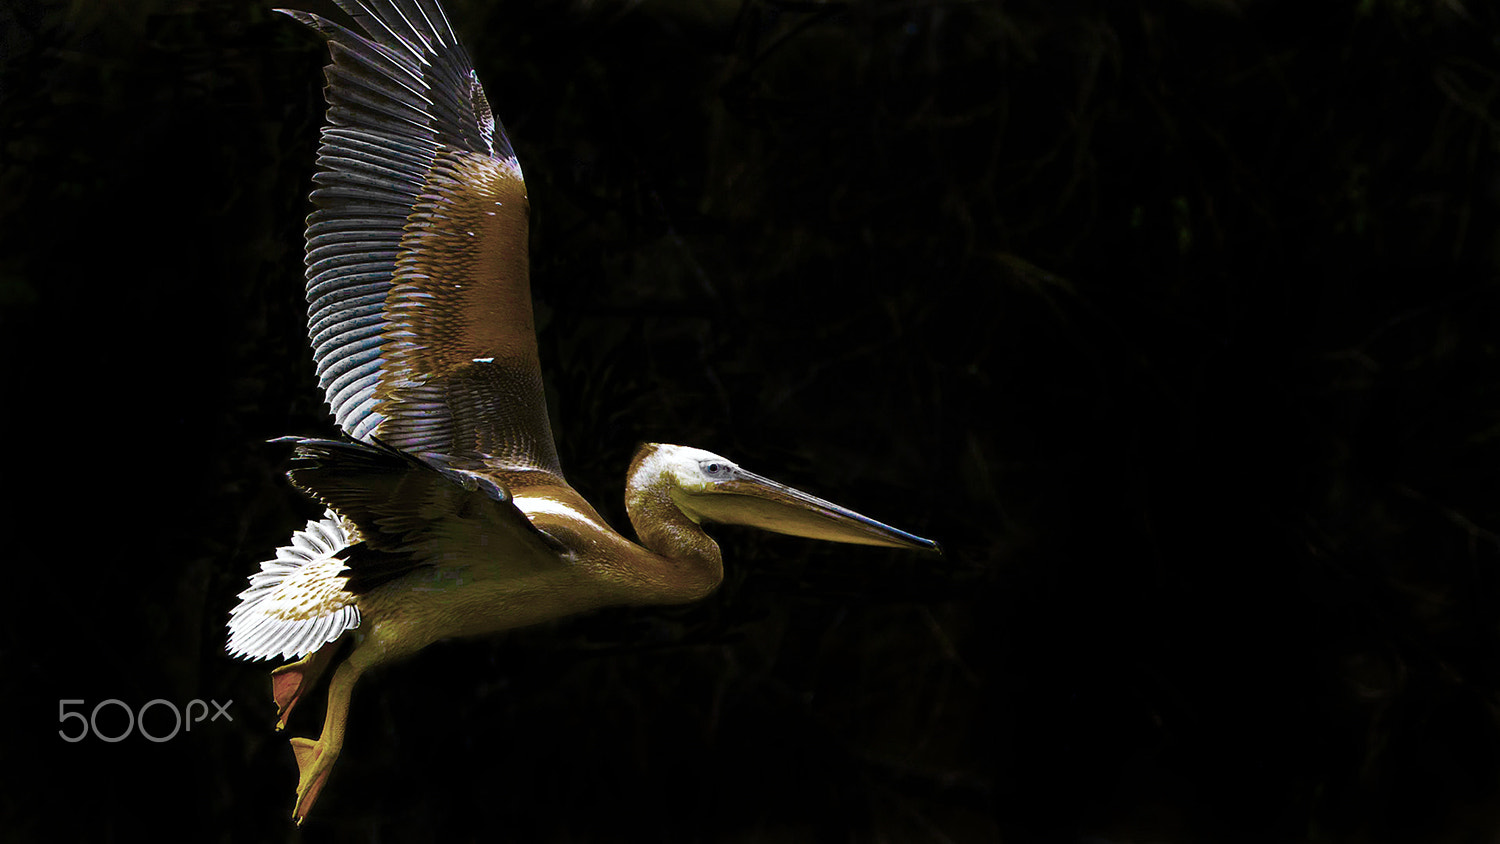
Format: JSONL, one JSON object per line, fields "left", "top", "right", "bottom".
{"left": 2, "top": 0, "right": 1498, "bottom": 841}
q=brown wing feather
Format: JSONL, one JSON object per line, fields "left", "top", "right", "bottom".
{"left": 377, "top": 150, "right": 558, "bottom": 470}
{"left": 284, "top": 0, "right": 560, "bottom": 475}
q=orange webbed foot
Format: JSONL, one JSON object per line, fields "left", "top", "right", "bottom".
{"left": 270, "top": 644, "right": 339, "bottom": 731}
{"left": 283, "top": 653, "right": 361, "bottom": 825}
{"left": 290, "top": 737, "right": 336, "bottom": 825}
{"left": 271, "top": 668, "right": 303, "bottom": 731}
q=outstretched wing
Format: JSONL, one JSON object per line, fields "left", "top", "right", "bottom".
{"left": 282, "top": 0, "right": 560, "bottom": 476}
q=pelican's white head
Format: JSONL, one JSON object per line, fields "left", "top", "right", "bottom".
{"left": 627, "top": 443, "right": 940, "bottom": 552}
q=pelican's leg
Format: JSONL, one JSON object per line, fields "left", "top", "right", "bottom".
{"left": 289, "top": 657, "right": 366, "bottom": 825}
{"left": 270, "top": 639, "right": 341, "bottom": 731}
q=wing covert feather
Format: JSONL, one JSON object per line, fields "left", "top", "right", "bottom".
{"left": 278, "top": 437, "right": 564, "bottom": 593}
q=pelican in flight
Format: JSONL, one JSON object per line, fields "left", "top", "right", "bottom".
{"left": 228, "top": 0, "right": 939, "bottom": 824}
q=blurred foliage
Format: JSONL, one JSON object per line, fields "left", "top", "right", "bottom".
{"left": 1, "top": 0, "right": 1498, "bottom": 841}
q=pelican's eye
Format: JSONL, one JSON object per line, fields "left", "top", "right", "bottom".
{"left": 701, "top": 461, "right": 730, "bottom": 479}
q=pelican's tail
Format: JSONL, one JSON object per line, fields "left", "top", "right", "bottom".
{"left": 227, "top": 510, "right": 361, "bottom": 661}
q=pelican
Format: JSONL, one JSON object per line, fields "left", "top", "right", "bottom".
{"left": 228, "top": 0, "right": 939, "bottom": 824}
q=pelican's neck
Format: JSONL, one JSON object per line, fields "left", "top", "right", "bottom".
{"left": 625, "top": 449, "right": 723, "bottom": 602}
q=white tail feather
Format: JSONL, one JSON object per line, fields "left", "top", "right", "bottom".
{"left": 226, "top": 510, "right": 361, "bottom": 661}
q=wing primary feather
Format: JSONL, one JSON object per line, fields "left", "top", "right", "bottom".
{"left": 308, "top": 289, "right": 388, "bottom": 324}
{"left": 315, "top": 342, "right": 383, "bottom": 383}
{"left": 324, "top": 126, "right": 439, "bottom": 161}
{"left": 328, "top": 371, "right": 383, "bottom": 413}
{"left": 324, "top": 38, "right": 429, "bottom": 98}
{"left": 307, "top": 265, "right": 394, "bottom": 302}
{"left": 311, "top": 310, "right": 385, "bottom": 348}
{"left": 335, "top": 0, "right": 434, "bottom": 62}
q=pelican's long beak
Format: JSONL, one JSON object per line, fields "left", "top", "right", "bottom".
{"left": 673, "top": 470, "right": 941, "bottom": 553}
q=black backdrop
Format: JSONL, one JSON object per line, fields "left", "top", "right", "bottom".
{"left": 3, "top": 0, "right": 1498, "bottom": 841}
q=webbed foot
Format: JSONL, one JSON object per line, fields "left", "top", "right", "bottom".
{"left": 290, "top": 737, "right": 337, "bottom": 825}
{"left": 270, "top": 644, "right": 339, "bottom": 731}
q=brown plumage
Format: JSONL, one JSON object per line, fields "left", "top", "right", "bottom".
{"left": 229, "top": 0, "right": 938, "bottom": 825}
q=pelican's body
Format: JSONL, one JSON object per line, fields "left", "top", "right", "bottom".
{"left": 229, "top": 0, "right": 938, "bottom": 824}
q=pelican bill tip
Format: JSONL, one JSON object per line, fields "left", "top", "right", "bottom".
{"left": 886, "top": 529, "right": 943, "bottom": 555}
